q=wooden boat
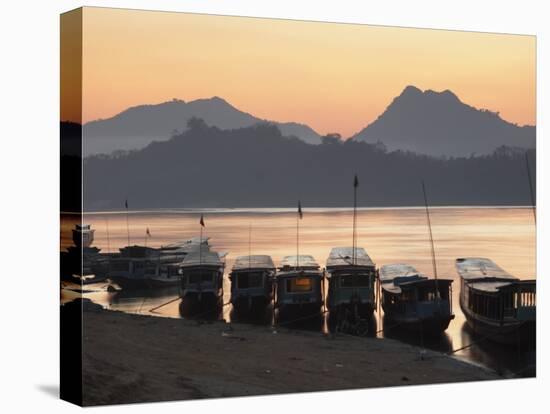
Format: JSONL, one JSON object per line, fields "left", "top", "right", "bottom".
{"left": 326, "top": 247, "right": 376, "bottom": 320}
{"left": 379, "top": 264, "right": 454, "bottom": 334}
{"left": 107, "top": 246, "right": 185, "bottom": 289}
{"left": 229, "top": 255, "right": 275, "bottom": 314}
{"left": 61, "top": 224, "right": 106, "bottom": 283}
{"left": 455, "top": 257, "right": 536, "bottom": 345}
{"left": 107, "top": 237, "right": 207, "bottom": 289}
{"left": 274, "top": 255, "right": 324, "bottom": 319}
{"left": 178, "top": 246, "right": 225, "bottom": 314}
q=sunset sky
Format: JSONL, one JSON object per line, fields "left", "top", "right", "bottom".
{"left": 68, "top": 7, "right": 535, "bottom": 137}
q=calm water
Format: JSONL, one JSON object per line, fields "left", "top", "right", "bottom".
{"left": 61, "top": 207, "right": 536, "bottom": 376}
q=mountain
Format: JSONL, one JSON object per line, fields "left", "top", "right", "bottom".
{"left": 82, "top": 120, "right": 536, "bottom": 210}
{"left": 351, "top": 85, "right": 536, "bottom": 157}
{"left": 83, "top": 97, "right": 321, "bottom": 155}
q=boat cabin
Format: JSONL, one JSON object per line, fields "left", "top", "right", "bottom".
{"left": 325, "top": 247, "right": 376, "bottom": 316}
{"left": 229, "top": 255, "right": 275, "bottom": 312}
{"left": 456, "top": 257, "right": 536, "bottom": 324}
{"left": 107, "top": 245, "right": 183, "bottom": 288}
{"left": 72, "top": 223, "right": 95, "bottom": 248}
{"left": 179, "top": 247, "right": 225, "bottom": 310}
{"left": 379, "top": 264, "right": 454, "bottom": 332}
{"left": 275, "top": 255, "right": 324, "bottom": 317}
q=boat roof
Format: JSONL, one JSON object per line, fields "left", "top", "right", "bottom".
{"left": 276, "top": 269, "right": 323, "bottom": 278}
{"left": 161, "top": 237, "right": 209, "bottom": 250}
{"left": 232, "top": 255, "right": 275, "bottom": 271}
{"left": 279, "top": 255, "right": 320, "bottom": 270}
{"left": 379, "top": 264, "right": 426, "bottom": 283}
{"left": 381, "top": 276, "right": 453, "bottom": 295}
{"left": 326, "top": 247, "right": 375, "bottom": 269}
{"left": 468, "top": 281, "right": 515, "bottom": 293}
{"left": 455, "top": 257, "right": 517, "bottom": 281}
{"left": 179, "top": 248, "right": 224, "bottom": 268}
{"left": 380, "top": 264, "right": 426, "bottom": 294}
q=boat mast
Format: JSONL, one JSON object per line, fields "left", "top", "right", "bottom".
{"left": 199, "top": 214, "right": 205, "bottom": 265}
{"left": 125, "top": 198, "right": 130, "bottom": 246}
{"left": 297, "top": 201, "right": 303, "bottom": 269}
{"left": 525, "top": 152, "right": 536, "bottom": 224}
{"left": 105, "top": 217, "right": 111, "bottom": 253}
{"left": 422, "top": 181, "right": 440, "bottom": 299}
{"left": 249, "top": 222, "right": 252, "bottom": 269}
{"left": 352, "top": 174, "right": 358, "bottom": 265}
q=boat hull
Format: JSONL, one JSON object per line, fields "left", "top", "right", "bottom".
{"left": 460, "top": 300, "right": 536, "bottom": 346}
{"left": 276, "top": 302, "right": 323, "bottom": 321}
{"left": 231, "top": 295, "right": 271, "bottom": 314}
{"left": 179, "top": 291, "right": 223, "bottom": 317}
{"left": 110, "top": 276, "right": 180, "bottom": 290}
{"left": 383, "top": 305, "right": 454, "bottom": 335}
{"left": 327, "top": 302, "right": 375, "bottom": 319}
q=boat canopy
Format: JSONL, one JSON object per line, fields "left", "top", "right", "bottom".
{"left": 232, "top": 255, "right": 275, "bottom": 272}
{"left": 380, "top": 264, "right": 425, "bottom": 283}
{"left": 161, "top": 237, "right": 209, "bottom": 250}
{"left": 380, "top": 264, "right": 427, "bottom": 294}
{"left": 326, "top": 247, "right": 375, "bottom": 270}
{"left": 455, "top": 257, "right": 517, "bottom": 281}
{"left": 276, "top": 269, "right": 323, "bottom": 279}
{"left": 468, "top": 281, "right": 516, "bottom": 293}
{"left": 179, "top": 248, "right": 224, "bottom": 268}
{"left": 279, "top": 255, "right": 320, "bottom": 270}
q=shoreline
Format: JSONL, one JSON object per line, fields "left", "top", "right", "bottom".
{"left": 69, "top": 303, "right": 501, "bottom": 406}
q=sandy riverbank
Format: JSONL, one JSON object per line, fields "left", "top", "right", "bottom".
{"left": 73, "top": 303, "right": 500, "bottom": 406}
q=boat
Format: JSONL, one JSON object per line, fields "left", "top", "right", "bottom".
{"left": 178, "top": 245, "right": 226, "bottom": 315}
{"left": 455, "top": 257, "right": 536, "bottom": 345}
{"left": 61, "top": 224, "right": 107, "bottom": 283}
{"left": 107, "top": 237, "right": 207, "bottom": 289}
{"left": 379, "top": 264, "right": 454, "bottom": 334}
{"left": 108, "top": 246, "right": 184, "bottom": 289}
{"left": 229, "top": 255, "right": 275, "bottom": 314}
{"left": 274, "top": 255, "right": 324, "bottom": 319}
{"left": 73, "top": 223, "right": 95, "bottom": 248}
{"left": 326, "top": 247, "right": 377, "bottom": 320}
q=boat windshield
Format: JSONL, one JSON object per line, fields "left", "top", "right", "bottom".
{"left": 237, "top": 272, "right": 263, "bottom": 288}
{"left": 286, "top": 277, "right": 312, "bottom": 293}
{"left": 339, "top": 274, "right": 371, "bottom": 288}
{"left": 187, "top": 270, "right": 215, "bottom": 284}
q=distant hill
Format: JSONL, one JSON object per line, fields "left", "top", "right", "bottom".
{"left": 82, "top": 119, "right": 536, "bottom": 210}
{"left": 351, "top": 85, "right": 535, "bottom": 157}
{"left": 83, "top": 97, "right": 321, "bottom": 155}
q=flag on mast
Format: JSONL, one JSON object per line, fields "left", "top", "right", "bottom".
{"left": 146, "top": 227, "right": 151, "bottom": 237}
{"left": 298, "top": 201, "right": 303, "bottom": 219}
{"left": 354, "top": 174, "right": 359, "bottom": 188}
{"left": 125, "top": 199, "right": 128, "bottom": 209}
{"left": 200, "top": 214, "right": 205, "bottom": 227}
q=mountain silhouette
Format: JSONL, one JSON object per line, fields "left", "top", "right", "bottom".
{"left": 351, "top": 85, "right": 535, "bottom": 157}
{"left": 83, "top": 97, "right": 321, "bottom": 155}
{"left": 82, "top": 119, "right": 536, "bottom": 210}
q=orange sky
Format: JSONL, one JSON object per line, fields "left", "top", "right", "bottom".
{"left": 72, "top": 7, "right": 535, "bottom": 137}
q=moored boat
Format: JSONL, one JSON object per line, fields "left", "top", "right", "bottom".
{"left": 178, "top": 246, "right": 225, "bottom": 315}
{"left": 107, "top": 237, "right": 207, "bottom": 289}
{"left": 274, "top": 255, "right": 324, "bottom": 320}
{"left": 455, "top": 257, "right": 536, "bottom": 345}
{"left": 326, "top": 247, "right": 377, "bottom": 321}
{"left": 107, "top": 245, "right": 184, "bottom": 289}
{"left": 229, "top": 255, "right": 275, "bottom": 314}
{"left": 379, "top": 264, "right": 454, "bottom": 334}
{"left": 61, "top": 223, "right": 107, "bottom": 283}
